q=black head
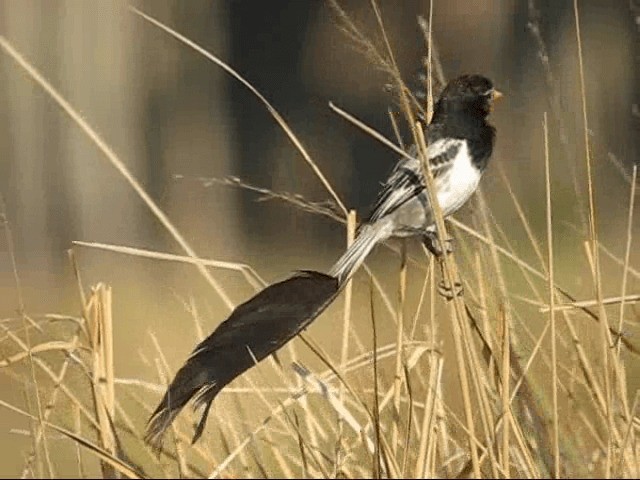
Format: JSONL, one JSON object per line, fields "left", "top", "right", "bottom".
{"left": 435, "top": 74, "right": 502, "bottom": 118}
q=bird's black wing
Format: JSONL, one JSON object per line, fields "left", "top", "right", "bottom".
{"left": 367, "top": 138, "right": 463, "bottom": 222}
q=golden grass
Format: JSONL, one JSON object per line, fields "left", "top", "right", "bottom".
{"left": 0, "top": 1, "right": 639, "bottom": 478}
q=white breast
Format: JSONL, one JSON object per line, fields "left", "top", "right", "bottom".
{"left": 435, "top": 142, "right": 482, "bottom": 217}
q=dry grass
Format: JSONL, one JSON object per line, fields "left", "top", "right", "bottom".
{"left": 1, "top": 1, "right": 639, "bottom": 478}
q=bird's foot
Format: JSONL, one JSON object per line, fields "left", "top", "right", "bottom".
{"left": 437, "top": 280, "right": 464, "bottom": 300}
{"left": 422, "top": 231, "right": 454, "bottom": 257}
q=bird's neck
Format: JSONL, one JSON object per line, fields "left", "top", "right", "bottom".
{"left": 433, "top": 98, "right": 490, "bottom": 120}
{"left": 432, "top": 109, "right": 490, "bottom": 138}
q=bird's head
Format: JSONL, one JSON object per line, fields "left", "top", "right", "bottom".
{"left": 436, "top": 74, "right": 502, "bottom": 118}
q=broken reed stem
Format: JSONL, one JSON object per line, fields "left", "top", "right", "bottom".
{"left": 88, "top": 284, "right": 117, "bottom": 478}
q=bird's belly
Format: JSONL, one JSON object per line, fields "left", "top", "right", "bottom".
{"left": 391, "top": 198, "right": 431, "bottom": 237}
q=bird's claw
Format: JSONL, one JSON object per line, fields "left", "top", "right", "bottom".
{"left": 423, "top": 232, "right": 454, "bottom": 257}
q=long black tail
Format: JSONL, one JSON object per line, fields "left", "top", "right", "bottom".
{"left": 144, "top": 270, "right": 340, "bottom": 450}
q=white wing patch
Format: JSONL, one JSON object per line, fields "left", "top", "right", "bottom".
{"left": 367, "top": 138, "right": 465, "bottom": 221}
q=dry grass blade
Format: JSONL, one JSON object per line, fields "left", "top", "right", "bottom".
{"left": 400, "top": 364, "right": 414, "bottom": 477}
{"left": 450, "top": 215, "right": 639, "bottom": 355}
{"left": 339, "top": 210, "right": 357, "bottom": 440}
{"left": 51, "top": 425, "right": 144, "bottom": 480}
{"left": 73, "top": 404, "right": 86, "bottom": 478}
{"left": 0, "top": 341, "right": 82, "bottom": 368}
{"left": 500, "top": 307, "right": 511, "bottom": 477}
{"left": 391, "top": 240, "right": 407, "bottom": 456}
{"left": 497, "top": 164, "right": 547, "bottom": 270}
{"left": 416, "top": 15, "right": 446, "bottom": 92}
{"left": 73, "top": 240, "right": 267, "bottom": 290}
{"left": 296, "top": 414, "right": 311, "bottom": 477}
{"left": 414, "top": 354, "right": 443, "bottom": 478}
{"left": 0, "top": 322, "right": 101, "bottom": 428}
{"left": 614, "top": 391, "right": 640, "bottom": 477}
{"left": 129, "top": 7, "right": 347, "bottom": 217}
{"left": 543, "top": 112, "right": 560, "bottom": 478}
{"left": 327, "top": 0, "right": 395, "bottom": 81}
{"left": 615, "top": 165, "right": 637, "bottom": 356}
{"left": 185, "top": 174, "right": 345, "bottom": 225}
{"left": 20, "top": 328, "right": 84, "bottom": 476}
{"left": 329, "top": 102, "right": 413, "bottom": 161}
{"left": 369, "top": 281, "right": 382, "bottom": 479}
{"left": 0, "top": 35, "right": 235, "bottom": 311}
{"left": 0, "top": 200, "right": 54, "bottom": 477}
{"left": 574, "top": 2, "right": 617, "bottom": 474}
{"left": 0, "top": 399, "right": 144, "bottom": 479}
{"left": 539, "top": 294, "right": 640, "bottom": 313}
{"left": 292, "top": 363, "right": 375, "bottom": 454}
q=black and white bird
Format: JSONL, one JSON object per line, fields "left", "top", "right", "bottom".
{"left": 145, "top": 74, "right": 501, "bottom": 450}
{"left": 330, "top": 74, "right": 501, "bottom": 283}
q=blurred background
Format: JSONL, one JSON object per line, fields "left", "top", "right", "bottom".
{"left": 0, "top": 0, "right": 638, "bottom": 476}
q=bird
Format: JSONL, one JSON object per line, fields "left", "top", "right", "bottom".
{"left": 329, "top": 74, "right": 500, "bottom": 283}
{"left": 144, "top": 74, "right": 501, "bottom": 451}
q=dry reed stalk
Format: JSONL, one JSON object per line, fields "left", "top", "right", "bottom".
{"left": 543, "top": 111, "right": 560, "bottom": 478}
{"left": 414, "top": 353, "right": 443, "bottom": 477}
{"left": 417, "top": 11, "right": 484, "bottom": 473}
{"left": 500, "top": 306, "right": 511, "bottom": 477}
{"left": 391, "top": 239, "right": 407, "bottom": 456}
{"left": 339, "top": 210, "right": 357, "bottom": 441}
{"left": 87, "top": 284, "right": 117, "bottom": 477}
{"left": 574, "top": 2, "right": 616, "bottom": 474}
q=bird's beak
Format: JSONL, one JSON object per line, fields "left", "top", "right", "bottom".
{"left": 492, "top": 89, "right": 504, "bottom": 101}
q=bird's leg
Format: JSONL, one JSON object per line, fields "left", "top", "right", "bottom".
{"left": 422, "top": 230, "right": 454, "bottom": 257}
{"left": 422, "top": 231, "right": 461, "bottom": 300}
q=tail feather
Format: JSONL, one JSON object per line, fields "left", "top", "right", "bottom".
{"left": 144, "top": 271, "right": 339, "bottom": 450}
{"left": 145, "top": 222, "right": 391, "bottom": 449}
{"left": 144, "top": 361, "right": 210, "bottom": 450}
{"left": 329, "top": 221, "right": 393, "bottom": 284}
